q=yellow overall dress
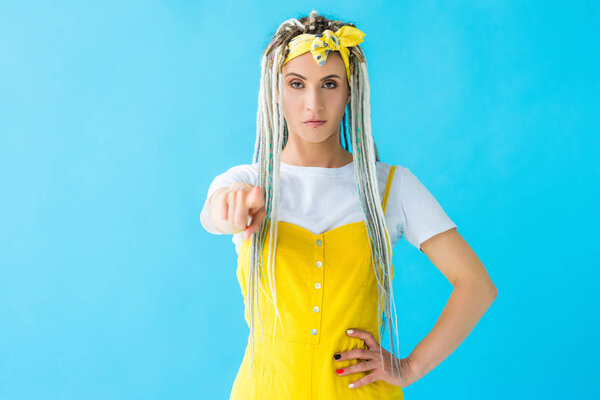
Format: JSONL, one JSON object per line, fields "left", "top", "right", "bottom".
{"left": 230, "top": 166, "right": 403, "bottom": 399}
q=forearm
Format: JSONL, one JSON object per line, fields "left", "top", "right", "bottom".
{"left": 407, "top": 279, "right": 497, "bottom": 382}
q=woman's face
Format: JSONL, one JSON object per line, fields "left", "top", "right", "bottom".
{"left": 280, "top": 51, "right": 351, "bottom": 145}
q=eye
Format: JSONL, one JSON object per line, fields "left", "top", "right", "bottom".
{"left": 289, "top": 80, "right": 338, "bottom": 89}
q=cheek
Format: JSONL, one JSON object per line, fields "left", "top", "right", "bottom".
{"left": 327, "top": 94, "right": 348, "bottom": 118}
{"left": 325, "top": 89, "right": 347, "bottom": 106}
{"left": 281, "top": 93, "right": 301, "bottom": 119}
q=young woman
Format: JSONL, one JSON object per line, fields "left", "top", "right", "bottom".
{"left": 200, "top": 11, "right": 497, "bottom": 400}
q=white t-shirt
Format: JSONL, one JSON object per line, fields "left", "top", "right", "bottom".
{"left": 200, "top": 160, "right": 457, "bottom": 254}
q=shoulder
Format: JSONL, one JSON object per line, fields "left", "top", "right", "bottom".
{"left": 375, "top": 161, "right": 408, "bottom": 189}
{"left": 382, "top": 162, "right": 458, "bottom": 251}
{"left": 378, "top": 161, "right": 440, "bottom": 206}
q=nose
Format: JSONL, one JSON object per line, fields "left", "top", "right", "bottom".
{"left": 305, "top": 87, "right": 325, "bottom": 113}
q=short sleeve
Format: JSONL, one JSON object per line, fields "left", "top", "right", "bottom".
{"left": 199, "top": 163, "right": 259, "bottom": 235}
{"left": 391, "top": 166, "right": 457, "bottom": 251}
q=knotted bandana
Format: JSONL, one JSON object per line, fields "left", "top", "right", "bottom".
{"left": 279, "top": 25, "right": 366, "bottom": 87}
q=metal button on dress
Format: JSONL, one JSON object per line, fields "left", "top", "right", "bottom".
{"left": 316, "top": 239, "right": 322, "bottom": 246}
{"left": 316, "top": 261, "right": 323, "bottom": 268}
{"left": 315, "top": 282, "right": 321, "bottom": 289}
{"left": 311, "top": 328, "right": 318, "bottom": 335}
{"left": 313, "top": 306, "right": 320, "bottom": 313}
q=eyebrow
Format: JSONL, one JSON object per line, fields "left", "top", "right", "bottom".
{"left": 284, "top": 72, "right": 342, "bottom": 80}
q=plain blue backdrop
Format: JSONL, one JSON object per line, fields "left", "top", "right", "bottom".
{"left": 1, "top": 1, "right": 598, "bottom": 399}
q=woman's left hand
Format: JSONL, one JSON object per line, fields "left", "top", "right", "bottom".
{"left": 334, "top": 328, "right": 418, "bottom": 389}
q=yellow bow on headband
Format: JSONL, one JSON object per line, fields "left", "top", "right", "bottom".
{"left": 280, "top": 25, "right": 366, "bottom": 87}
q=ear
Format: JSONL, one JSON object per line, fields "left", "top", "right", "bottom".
{"left": 346, "top": 89, "right": 351, "bottom": 104}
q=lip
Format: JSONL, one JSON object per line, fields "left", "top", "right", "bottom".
{"left": 304, "top": 120, "right": 326, "bottom": 127}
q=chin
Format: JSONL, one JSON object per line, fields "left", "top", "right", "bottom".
{"left": 299, "top": 137, "right": 328, "bottom": 144}
{"left": 300, "top": 125, "right": 333, "bottom": 138}
{"left": 300, "top": 132, "right": 337, "bottom": 144}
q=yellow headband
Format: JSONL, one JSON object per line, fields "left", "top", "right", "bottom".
{"left": 279, "top": 25, "right": 366, "bottom": 87}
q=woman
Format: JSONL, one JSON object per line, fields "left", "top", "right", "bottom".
{"left": 200, "top": 10, "right": 497, "bottom": 399}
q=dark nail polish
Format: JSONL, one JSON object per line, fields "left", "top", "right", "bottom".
{"left": 333, "top": 353, "right": 341, "bottom": 360}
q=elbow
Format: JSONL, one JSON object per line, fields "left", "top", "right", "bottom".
{"left": 456, "top": 275, "right": 498, "bottom": 304}
{"left": 487, "top": 283, "right": 498, "bottom": 303}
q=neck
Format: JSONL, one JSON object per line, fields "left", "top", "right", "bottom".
{"left": 280, "top": 146, "right": 353, "bottom": 168}
{"left": 280, "top": 131, "right": 353, "bottom": 168}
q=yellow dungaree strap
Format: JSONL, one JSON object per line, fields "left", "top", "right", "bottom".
{"left": 376, "top": 165, "right": 397, "bottom": 327}
{"left": 382, "top": 165, "right": 396, "bottom": 213}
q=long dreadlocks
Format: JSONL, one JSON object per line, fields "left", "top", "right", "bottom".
{"left": 247, "top": 10, "right": 400, "bottom": 379}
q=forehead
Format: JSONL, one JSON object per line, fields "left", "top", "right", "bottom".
{"left": 282, "top": 51, "right": 345, "bottom": 77}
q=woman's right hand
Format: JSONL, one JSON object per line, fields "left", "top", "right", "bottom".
{"left": 210, "top": 183, "right": 267, "bottom": 240}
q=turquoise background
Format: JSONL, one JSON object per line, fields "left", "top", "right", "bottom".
{"left": 1, "top": 1, "right": 598, "bottom": 399}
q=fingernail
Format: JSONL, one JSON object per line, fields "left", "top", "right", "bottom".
{"left": 333, "top": 353, "right": 341, "bottom": 360}
{"left": 336, "top": 368, "right": 344, "bottom": 374}
{"left": 348, "top": 383, "right": 355, "bottom": 389}
{"left": 346, "top": 329, "right": 354, "bottom": 334}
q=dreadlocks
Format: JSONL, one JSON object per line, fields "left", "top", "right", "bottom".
{"left": 247, "top": 10, "right": 401, "bottom": 379}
